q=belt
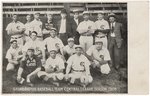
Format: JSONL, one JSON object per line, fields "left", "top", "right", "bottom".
{"left": 81, "top": 34, "right": 92, "bottom": 36}
{"left": 11, "top": 36, "right": 22, "bottom": 39}
{"left": 37, "top": 36, "right": 43, "bottom": 38}
{"left": 72, "top": 69, "right": 85, "bottom": 72}
{"left": 96, "top": 36, "right": 106, "bottom": 38}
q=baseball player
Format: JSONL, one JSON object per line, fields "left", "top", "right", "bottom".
{"left": 17, "top": 47, "right": 42, "bottom": 87}
{"left": 44, "top": 27, "right": 64, "bottom": 56}
{"left": 63, "top": 38, "right": 76, "bottom": 60}
{"left": 22, "top": 31, "right": 46, "bottom": 64}
{"left": 24, "top": 14, "right": 33, "bottom": 42}
{"left": 30, "top": 12, "right": 43, "bottom": 41}
{"left": 5, "top": 40, "right": 23, "bottom": 71}
{"left": 6, "top": 14, "right": 25, "bottom": 46}
{"left": 94, "top": 12, "right": 110, "bottom": 48}
{"left": 77, "top": 11, "right": 96, "bottom": 51}
{"left": 65, "top": 45, "right": 93, "bottom": 87}
{"left": 86, "top": 39, "right": 111, "bottom": 74}
{"left": 37, "top": 49, "right": 65, "bottom": 87}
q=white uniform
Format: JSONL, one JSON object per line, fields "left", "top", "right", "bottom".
{"left": 24, "top": 22, "right": 32, "bottom": 42}
{"left": 5, "top": 46, "right": 22, "bottom": 71}
{"left": 66, "top": 54, "right": 93, "bottom": 84}
{"left": 44, "top": 37, "right": 64, "bottom": 52}
{"left": 6, "top": 21, "right": 25, "bottom": 46}
{"left": 22, "top": 39, "right": 45, "bottom": 56}
{"left": 77, "top": 20, "right": 96, "bottom": 51}
{"left": 95, "top": 19, "right": 110, "bottom": 48}
{"left": 86, "top": 45, "right": 111, "bottom": 74}
{"left": 37, "top": 56, "right": 65, "bottom": 81}
{"left": 30, "top": 19, "right": 43, "bottom": 40}
{"left": 63, "top": 44, "right": 76, "bottom": 57}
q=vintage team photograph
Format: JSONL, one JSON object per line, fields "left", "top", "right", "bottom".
{"left": 2, "top": 2, "right": 127, "bottom": 93}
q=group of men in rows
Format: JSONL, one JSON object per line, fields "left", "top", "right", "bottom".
{"left": 5, "top": 8, "right": 124, "bottom": 87}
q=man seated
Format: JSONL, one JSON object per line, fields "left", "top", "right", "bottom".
{"left": 65, "top": 45, "right": 93, "bottom": 87}
{"left": 22, "top": 31, "right": 46, "bottom": 64}
{"left": 86, "top": 39, "right": 111, "bottom": 75}
{"left": 63, "top": 38, "right": 76, "bottom": 60}
{"left": 16, "top": 48, "right": 42, "bottom": 87}
{"left": 37, "top": 49, "right": 65, "bottom": 87}
{"left": 5, "top": 40, "right": 23, "bottom": 71}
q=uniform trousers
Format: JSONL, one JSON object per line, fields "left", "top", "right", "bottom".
{"left": 95, "top": 36, "right": 108, "bottom": 48}
{"left": 79, "top": 36, "right": 93, "bottom": 52}
{"left": 68, "top": 71, "right": 93, "bottom": 84}
{"left": 37, "top": 71, "right": 64, "bottom": 81}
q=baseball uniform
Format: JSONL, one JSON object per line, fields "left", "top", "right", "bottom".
{"left": 5, "top": 46, "right": 22, "bottom": 71}
{"left": 95, "top": 19, "right": 110, "bottom": 48}
{"left": 22, "top": 39, "right": 45, "bottom": 58}
{"left": 86, "top": 45, "right": 111, "bottom": 74}
{"left": 30, "top": 19, "right": 43, "bottom": 41}
{"left": 77, "top": 20, "right": 96, "bottom": 51}
{"left": 66, "top": 54, "right": 93, "bottom": 84}
{"left": 24, "top": 21, "right": 32, "bottom": 42}
{"left": 63, "top": 44, "right": 76, "bottom": 59}
{"left": 19, "top": 55, "right": 42, "bottom": 82}
{"left": 37, "top": 55, "right": 65, "bottom": 81}
{"left": 44, "top": 37, "right": 64, "bottom": 53}
{"left": 6, "top": 21, "right": 25, "bottom": 46}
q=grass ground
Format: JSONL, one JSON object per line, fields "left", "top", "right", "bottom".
{"left": 2, "top": 62, "right": 127, "bottom": 93}
{"left": 2, "top": 16, "right": 127, "bottom": 94}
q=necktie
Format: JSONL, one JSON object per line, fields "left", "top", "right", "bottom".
{"left": 111, "top": 23, "right": 114, "bottom": 33}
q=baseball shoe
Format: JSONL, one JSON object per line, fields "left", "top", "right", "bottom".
{"left": 26, "top": 82, "right": 34, "bottom": 87}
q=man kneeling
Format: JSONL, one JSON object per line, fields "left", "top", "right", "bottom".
{"left": 65, "top": 45, "right": 93, "bottom": 87}
{"left": 37, "top": 49, "right": 65, "bottom": 86}
{"left": 86, "top": 39, "right": 111, "bottom": 75}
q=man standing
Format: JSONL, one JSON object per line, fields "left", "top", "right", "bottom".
{"left": 30, "top": 13, "right": 43, "bottom": 41}
{"left": 86, "top": 39, "right": 111, "bottom": 75}
{"left": 6, "top": 14, "right": 25, "bottom": 46}
{"left": 57, "top": 9, "right": 71, "bottom": 45}
{"left": 77, "top": 11, "right": 96, "bottom": 51}
{"left": 108, "top": 13, "right": 124, "bottom": 70}
{"left": 65, "top": 45, "right": 93, "bottom": 87}
{"left": 24, "top": 14, "right": 33, "bottom": 42}
{"left": 17, "top": 48, "right": 42, "bottom": 86}
{"left": 94, "top": 12, "right": 110, "bottom": 48}
{"left": 5, "top": 40, "right": 23, "bottom": 71}
{"left": 37, "top": 49, "right": 65, "bottom": 86}
{"left": 70, "top": 9, "right": 82, "bottom": 44}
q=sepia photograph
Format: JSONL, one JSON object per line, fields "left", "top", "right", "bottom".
{"left": 2, "top": 2, "right": 128, "bottom": 93}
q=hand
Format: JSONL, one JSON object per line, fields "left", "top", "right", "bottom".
{"left": 13, "top": 61, "right": 19, "bottom": 65}
{"left": 65, "top": 74, "right": 69, "bottom": 80}
{"left": 17, "top": 76, "right": 22, "bottom": 82}
{"left": 41, "top": 59, "right": 46, "bottom": 65}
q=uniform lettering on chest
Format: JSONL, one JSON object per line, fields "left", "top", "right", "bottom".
{"left": 100, "top": 55, "right": 104, "bottom": 60}
{"left": 26, "top": 59, "right": 36, "bottom": 67}
{"left": 80, "top": 62, "right": 85, "bottom": 66}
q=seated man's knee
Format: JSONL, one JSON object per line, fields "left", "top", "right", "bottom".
{"left": 80, "top": 76, "right": 85, "bottom": 83}
{"left": 56, "top": 73, "right": 64, "bottom": 80}
{"left": 6, "top": 63, "right": 15, "bottom": 71}
{"left": 88, "top": 75, "right": 93, "bottom": 83}
{"left": 37, "top": 71, "right": 46, "bottom": 78}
